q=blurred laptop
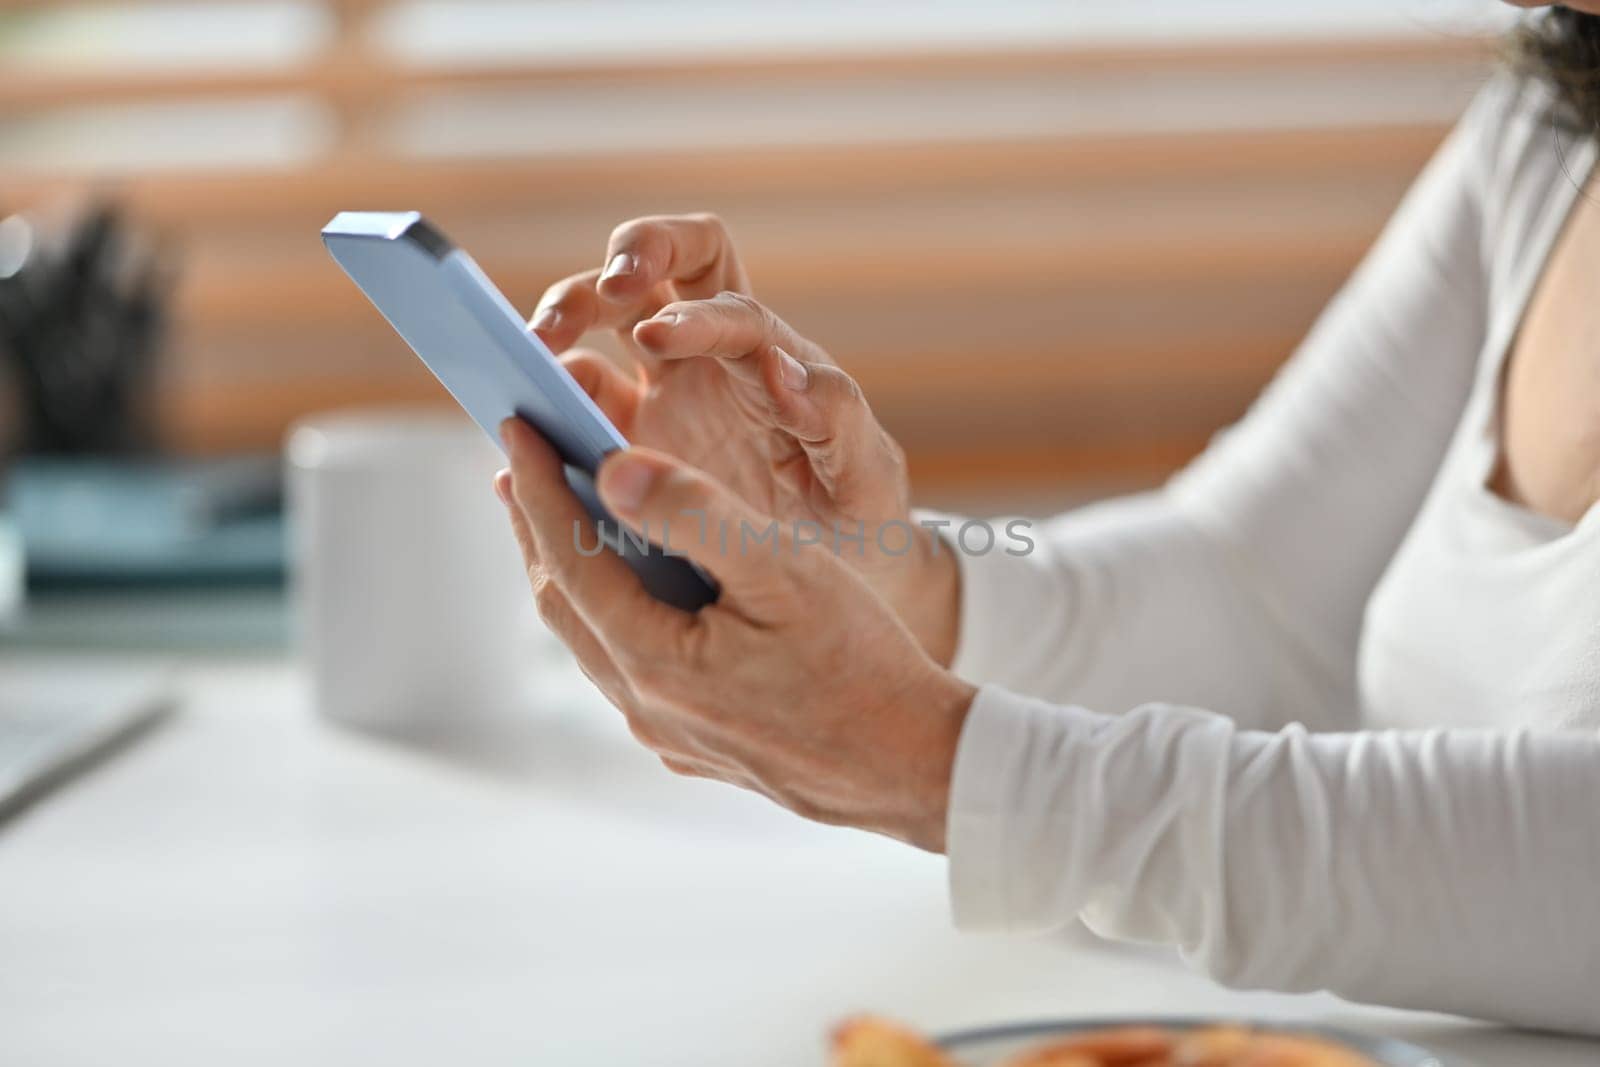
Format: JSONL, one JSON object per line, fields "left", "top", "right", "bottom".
{"left": 0, "top": 661, "right": 174, "bottom": 822}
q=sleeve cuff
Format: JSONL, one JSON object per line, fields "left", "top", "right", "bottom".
{"left": 945, "top": 683, "right": 1107, "bottom": 932}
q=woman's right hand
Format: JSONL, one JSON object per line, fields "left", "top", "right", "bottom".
{"left": 529, "top": 213, "right": 959, "bottom": 664}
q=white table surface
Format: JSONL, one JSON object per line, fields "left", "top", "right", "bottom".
{"left": 1, "top": 649, "right": 1593, "bottom": 1067}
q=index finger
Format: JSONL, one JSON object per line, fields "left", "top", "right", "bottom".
{"left": 596, "top": 213, "right": 749, "bottom": 306}
{"left": 529, "top": 214, "right": 750, "bottom": 355}
{"left": 528, "top": 267, "right": 606, "bottom": 355}
{"left": 633, "top": 291, "right": 834, "bottom": 383}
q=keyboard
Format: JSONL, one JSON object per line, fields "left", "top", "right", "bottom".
{"left": 0, "top": 663, "right": 174, "bottom": 821}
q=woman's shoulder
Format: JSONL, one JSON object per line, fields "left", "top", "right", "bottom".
{"left": 1464, "top": 68, "right": 1555, "bottom": 130}
{"left": 1450, "top": 68, "right": 1590, "bottom": 287}
{"left": 1458, "top": 69, "right": 1577, "bottom": 200}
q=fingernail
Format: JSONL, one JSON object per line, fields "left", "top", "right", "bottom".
{"left": 531, "top": 306, "right": 561, "bottom": 331}
{"left": 650, "top": 311, "right": 683, "bottom": 329}
{"left": 493, "top": 470, "right": 512, "bottom": 506}
{"left": 776, "top": 346, "right": 809, "bottom": 391}
{"left": 602, "top": 454, "right": 655, "bottom": 514}
{"left": 601, "top": 252, "right": 637, "bottom": 281}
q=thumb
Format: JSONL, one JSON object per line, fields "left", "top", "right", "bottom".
{"left": 595, "top": 448, "right": 797, "bottom": 610}
{"left": 759, "top": 346, "right": 902, "bottom": 505}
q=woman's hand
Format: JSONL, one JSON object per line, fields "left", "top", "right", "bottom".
{"left": 529, "top": 214, "right": 959, "bottom": 664}
{"left": 494, "top": 416, "right": 976, "bottom": 852}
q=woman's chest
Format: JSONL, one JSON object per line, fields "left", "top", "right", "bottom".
{"left": 1360, "top": 499, "right": 1600, "bottom": 733}
{"left": 1494, "top": 184, "right": 1600, "bottom": 524}
{"left": 1359, "top": 124, "right": 1600, "bottom": 735}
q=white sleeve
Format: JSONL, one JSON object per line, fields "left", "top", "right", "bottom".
{"left": 937, "top": 80, "right": 1600, "bottom": 1030}
{"left": 938, "top": 77, "right": 1503, "bottom": 731}
{"left": 948, "top": 687, "right": 1600, "bottom": 1034}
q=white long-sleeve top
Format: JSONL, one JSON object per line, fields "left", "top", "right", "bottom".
{"left": 940, "top": 71, "right": 1600, "bottom": 1034}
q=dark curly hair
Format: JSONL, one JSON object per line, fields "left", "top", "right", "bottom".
{"left": 1511, "top": 8, "right": 1600, "bottom": 132}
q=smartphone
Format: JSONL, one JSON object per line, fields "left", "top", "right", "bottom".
{"left": 321, "top": 211, "right": 718, "bottom": 611}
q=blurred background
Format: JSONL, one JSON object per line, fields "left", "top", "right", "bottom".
{"left": 1, "top": 3, "right": 1512, "bottom": 462}
{"left": 0, "top": 0, "right": 1511, "bottom": 640}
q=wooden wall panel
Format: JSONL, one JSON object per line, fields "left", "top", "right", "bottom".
{"left": 0, "top": 5, "right": 1494, "bottom": 492}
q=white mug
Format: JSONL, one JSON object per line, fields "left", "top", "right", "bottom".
{"left": 0, "top": 516, "right": 22, "bottom": 628}
{"left": 286, "top": 408, "right": 539, "bottom": 733}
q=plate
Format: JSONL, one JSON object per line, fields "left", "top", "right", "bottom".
{"left": 936, "top": 1017, "right": 1457, "bottom": 1067}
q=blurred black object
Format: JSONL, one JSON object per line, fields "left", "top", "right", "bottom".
{"left": 0, "top": 205, "right": 286, "bottom": 590}
{"left": 0, "top": 202, "right": 172, "bottom": 455}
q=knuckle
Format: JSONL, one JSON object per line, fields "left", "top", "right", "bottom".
{"left": 835, "top": 367, "right": 866, "bottom": 406}
{"left": 718, "top": 289, "right": 763, "bottom": 322}
{"left": 655, "top": 297, "right": 698, "bottom": 322}
{"left": 783, "top": 793, "right": 822, "bottom": 822}
{"left": 714, "top": 291, "right": 779, "bottom": 348}
{"left": 527, "top": 563, "right": 550, "bottom": 596}
{"left": 885, "top": 433, "right": 908, "bottom": 470}
{"left": 530, "top": 575, "right": 564, "bottom": 624}
{"left": 688, "top": 212, "right": 730, "bottom": 249}
{"left": 660, "top": 756, "right": 701, "bottom": 779}
{"left": 534, "top": 590, "right": 563, "bottom": 630}
{"left": 624, "top": 715, "right": 663, "bottom": 751}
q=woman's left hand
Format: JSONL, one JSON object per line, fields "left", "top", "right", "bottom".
{"left": 494, "top": 417, "right": 975, "bottom": 852}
